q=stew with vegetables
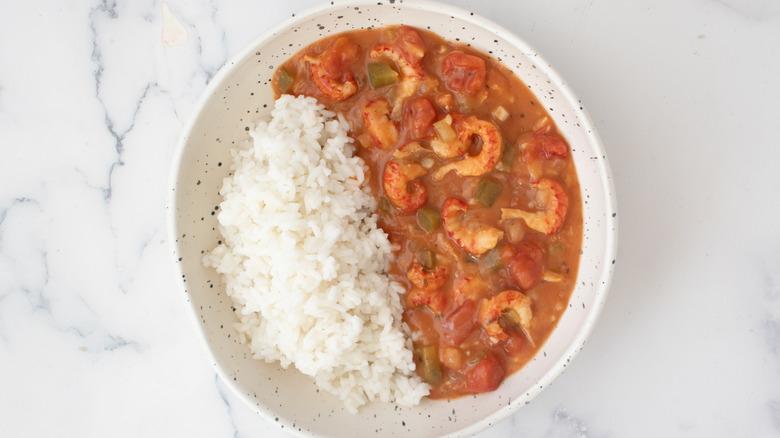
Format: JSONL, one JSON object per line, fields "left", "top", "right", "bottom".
{"left": 272, "top": 26, "right": 582, "bottom": 399}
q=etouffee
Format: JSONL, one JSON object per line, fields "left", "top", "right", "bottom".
{"left": 272, "top": 25, "right": 582, "bottom": 399}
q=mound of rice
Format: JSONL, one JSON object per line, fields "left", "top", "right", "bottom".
{"left": 203, "top": 94, "right": 429, "bottom": 412}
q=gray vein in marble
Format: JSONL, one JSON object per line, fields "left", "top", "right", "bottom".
{"left": 97, "top": 0, "right": 117, "bottom": 19}
{"left": 88, "top": 2, "right": 163, "bottom": 201}
{"left": 76, "top": 296, "right": 143, "bottom": 354}
{"left": 764, "top": 263, "right": 780, "bottom": 302}
{"left": 0, "top": 188, "right": 143, "bottom": 356}
{"left": 543, "top": 406, "right": 599, "bottom": 438}
{"left": 89, "top": 3, "right": 122, "bottom": 201}
{"left": 770, "top": 400, "right": 780, "bottom": 430}
{"left": 214, "top": 374, "right": 240, "bottom": 438}
{"left": 14, "top": 281, "right": 142, "bottom": 356}
{"left": 191, "top": 33, "right": 217, "bottom": 86}
{"left": 761, "top": 255, "right": 780, "bottom": 356}
{"left": 0, "top": 197, "right": 39, "bottom": 225}
{"left": 0, "top": 198, "right": 49, "bottom": 312}
{"left": 209, "top": 0, "right": 230, "bottom": 84}
{"left": 711, "top": 0, "right": 780, "bottom": 20}
{"left": 103, "top": 82, "right": 155, "bottom": 200}
{"left": 102, "top": 333, "right": 142, "bottom": 353}
{"left": 186, "top": 0, "right": 228, "bottom": 86}
{"left": 766, "top": 318, "right": 780, "bottom": 356}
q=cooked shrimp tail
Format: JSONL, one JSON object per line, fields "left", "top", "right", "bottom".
{"left": 501, "top": 178, "right": 569, "bottom": 235}
{"left": 383, "top": 160, "right": 428, "bottom": 213}
{"left": 432, "top": 116, "right": 503, "bottom": 180}
{"left": 441, "top": 197, "right": 503, "bottom": 256}
{"left": 369, "top": 27, "right": 428, "bottom": 115}
{"left": 477, "top": 290, "right": 534, "bottom": 345}
{"left": 407, "top": 263, "right": 448, "bottom": 291}
{"left": 303, "top": 37, "right": 359, "bottom": 101}
{"left": 363, "top": 98, "right": 399, "bottom": 149}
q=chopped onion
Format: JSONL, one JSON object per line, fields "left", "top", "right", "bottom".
{"left": 492, "top": 105, "right": 509, "bottom": 121}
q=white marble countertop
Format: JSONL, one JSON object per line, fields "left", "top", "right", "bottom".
{"left": 2, "top": 0, "right": 778, "bottom": 436}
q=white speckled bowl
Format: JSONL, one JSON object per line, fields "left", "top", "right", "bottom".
{"left": 167, "top": 1, "right": 617, "bottom": 436}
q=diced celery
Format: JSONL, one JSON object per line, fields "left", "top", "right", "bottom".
{"left": 498, "top": 144, "right": 518, "bottom": 172}
{"left": 501, "top": 308, "right": 523, "bottom": 327}
{"left": 433, "top": 116, "right": 457, "bottom": 142}
{"left": 475, "top": 178, "right": 503, "bottom": 207}
{"left": 379, "top": 196, "right": 392, "bottom": 212}
{"left": 367, "top": 62, "right": 399, "bottom": 88}
{"left": 385, "top": 27, "right": 400, "bottom": 42}
{"left": 278, "top": 69, "right": 294, "bottom": 93}
{"left": 420, "top": 345, "right": 442, "bottom": 384}
{"left": 479, "top": 247, "right": 504, "bottom": 276}
{"left": 419, "top": 249, "right": 436, "bottom": 270}
{"left": 417, "top": 206, "right": 441, "bottom": 232}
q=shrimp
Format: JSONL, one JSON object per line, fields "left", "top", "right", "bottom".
{"left": 441, "top": 197, "right": 503, "bottom": 256}
{"left": 435, "top": 93, "right": 455, "bottom": 113}
{"left": 369, "top": 27, "right": 427, "bottom": 115}
{"left": 407, "top": 263, "right": 448, "bottom": 291}
{"left": 303, "top": 37, "right": 358, "bottom": 101}
{"left": 383, "top": 160, "right": 427, "bottom": 213}
{"left": 393, "top": 141, "right": 424, "bottom": 159}
{"left": 406, "top": 288, "right": 447, "bottom": 315}
{"left": 522, "top": 120, "right": 569, "bottom": 181}
{"left": 363, "top": 98, "right": 399, "bottom": 149}
{"left": 430, "top": 115, "right": 467, "bottom": 159}
{"left": 431, "top": 138, "right": 467, "bottom": 159}
{"left": 432, "top": 116, "right": 503, "bottom": 180}
{"left": 477, "top": 290, "right": 534, "bottom": 345}
{"left": 501, "top": 178, "right": 569, "bottom": 235}
{"left": 452, "top": 275, "right": 488, "bottom": 304}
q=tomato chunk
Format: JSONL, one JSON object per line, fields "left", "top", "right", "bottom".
{"left": 442, "top": 51, "right": 486, "bottom": 94}
{"left": 507, "top": 240, "right": 545, "bottom": 290}
{"left": 321, "top": 37, "right": 359, "bottom": 81}
{"left": 404, "top": 97, "right": 437, "bottom": 139}
{"left": 437, "top": 299, "right": 478, "bottom": 346}
{"left": 538, "top": 134, "right": 568, "bottom": 158}
{"left": 466, "top": 354, "right": 505, "bottom": 393}
{"left": 393, "top": 26, "right": 427, "bottom": 64}
{"left": 504, "top": 332, "right": 529, "bottom": 356}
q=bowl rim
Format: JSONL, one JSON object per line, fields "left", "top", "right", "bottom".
{"left": 166, "top": 0, "right": 618, "bottom": 436}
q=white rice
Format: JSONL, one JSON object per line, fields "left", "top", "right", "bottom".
{"left": 203, "top": 94, "right": 429, "bottom": 412}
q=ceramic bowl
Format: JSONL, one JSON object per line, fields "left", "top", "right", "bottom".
{"left": 167, "top": 1, "right": 618, "bottom": 436}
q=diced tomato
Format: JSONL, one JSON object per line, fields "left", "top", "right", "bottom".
{"left": 321, "top": 37, "right": 359, "bottom": 80}
{"left": 397, "top": 27, "right": 427, "bottom": 62}
{"left": 524, "top": 132, "right": 568, "bottom": 163}
{"left": 441, "top": 51, "right": 486, "bottom": 94}
{"left": 507, "top": 240, "right": 545, "bottom": 290}
{"left": 404, "top": 307, "right": 438, "bottom": 346}
{"left": 498, "top": 243, "right": 516, "bottom": 262}
{"left": 404, "top": 97, "right": 437, "bottom": 139}
{"left": 437, "top": 299, "right": 478, "bottom": 346}
{"left": 537, "top": 134, "right": 568, "bottom": 159}
{"left": 466, "top": 354, "right": 505, "bottom": 393}
{"left": 406, "top": 288, "right": 447, "bottom": 315}
{"left": 504, "top": 332, "right": 528, "bottom": 356}
{"left": 452, "top": 275, "right": 488, "bottom": 304}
